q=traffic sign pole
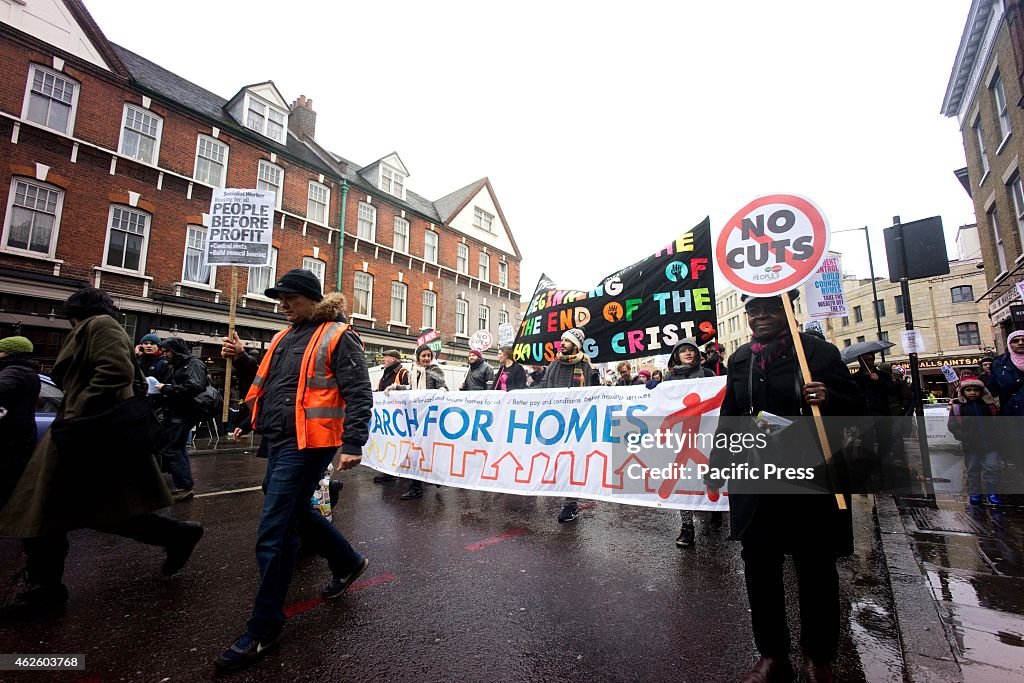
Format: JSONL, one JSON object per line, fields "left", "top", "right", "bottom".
{"left": 781, "top": 294, "right": 846, "bottom": 511}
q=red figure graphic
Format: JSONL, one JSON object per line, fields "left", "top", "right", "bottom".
{"left": 655, "top": 385, "right": 728, "bottom": 500}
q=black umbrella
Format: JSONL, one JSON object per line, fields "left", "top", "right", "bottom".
{"left": 840, "top": 340, "right": 895, "bottom": 364}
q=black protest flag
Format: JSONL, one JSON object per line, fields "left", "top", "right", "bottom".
{"left": 513, "top": 218, "right": 718, "bottom": 364}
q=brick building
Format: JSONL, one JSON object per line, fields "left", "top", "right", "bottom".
{"left": 942, "top": 0, "right": 1024, "bottom": 349}
{"left": 0, "top": 0, "right": 522, "bottom": 372}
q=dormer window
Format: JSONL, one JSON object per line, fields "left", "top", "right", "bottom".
{"left": 473, "top": 206, "right": 494, "bottom": 233}
{"left": 381, "top": 165, "right": 405, "bottom": 199}
{"left": 245, "top": 94, "right": 286, "bottom": 144}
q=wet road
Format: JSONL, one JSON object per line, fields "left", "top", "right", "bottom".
{"left": 0, "top": 451, "right": 903, "bottom": 682}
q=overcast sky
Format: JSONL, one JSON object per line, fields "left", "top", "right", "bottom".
{"left": 83, "top": 0, "right": 976, "bottom": 295}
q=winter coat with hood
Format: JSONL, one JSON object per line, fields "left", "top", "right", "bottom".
{"left": 391, "top": 344, "right": 448, "bottom": 391}
{"left": 665, "top": 339, "right": 716, "bottom": 382}
{"left": 157, "top": 336, "right": 209, "bottom": 423}
{"left": 249, "top": 293, "right": 373, "bottom": 453}
{"left": 947, "top": 383, "right": 999, "bottom": 454}
{"left": 0, "top": 314, "right": 173, "bottom": 536}
{"left": 461, "top": 358, "right": 495, "bottom": 390}
{"left": 0, "top": 353, "right": 41, "bottom": 506}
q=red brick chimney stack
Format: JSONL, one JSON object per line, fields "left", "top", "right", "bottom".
{"left": 288, "top": 95, "right": 316, "bottom": 140}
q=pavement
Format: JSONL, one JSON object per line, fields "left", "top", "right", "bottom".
{"left": 876, "top": 436, "right": 1024, "bottom": 682}
{"left": 0, "top": 441, "right": 905, "bottom": 682}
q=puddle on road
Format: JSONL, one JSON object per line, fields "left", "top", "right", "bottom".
{"left": 849, "top": 598, "right": 903, "bottom": 682}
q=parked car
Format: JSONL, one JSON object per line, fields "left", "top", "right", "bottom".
{"left": 35, "top": 374, "right": 62, "bottom": 441}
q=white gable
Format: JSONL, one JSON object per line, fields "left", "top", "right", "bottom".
{"left": 1, "top": 0, "right": 109, "bottom": 70}
{"left": 447, "top": 186, "right": 515, "bottom": 255}
{"left": 379, "top": 153, "right": 408, "bottom": 176}
{"left": 248, "top": 83, "right": 288, "bottom": 110}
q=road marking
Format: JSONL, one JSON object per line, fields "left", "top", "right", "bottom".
{"left": 194, "top": 486, "right": 263, "bottom": 498}
{"left": 464, "top": 528, "right": 528, "bottom": 551}
{"left": 284, "top": 573, "right": 397, "bottom": 618}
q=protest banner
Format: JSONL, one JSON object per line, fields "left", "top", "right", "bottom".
{"left": 470, "top": 330, "right": 493, "bottom": 353}
{"left": 716, "top": 194, "right": 844, "bottom": 509}
{"left": 205, "top": 188, "right": 277, "bottom": 420}
{"left": 497, "top": 323, "right": 515, "bottom": 347}
{"left": 417, "top": 328, "right": 443, "bottom": 354}
{"left": 364, "top": 377, "right": 730, "bottom": 510}
{"left": 803, "top": 253, "right": 848, "bottom": 320}
{"left": 940, "top": 364, "right": 959, "bottom": 383}
{"left": 513, "top": 218, "right": 717, "bottom": 364}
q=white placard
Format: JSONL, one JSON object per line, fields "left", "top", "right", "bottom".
{"left": 940, "top": 365, "right": 959, "bottom": 383}
{"left": 498, "top": 323, "right": 515, "bottom": 346}
{"left": 803, "top": 254, "right": 848, "bottom": 320}
{"left": 900, "top": 329, "right": 926, "bottom": 355}
{"left": 205, "top": 188, "right": 276, "bottom": 266}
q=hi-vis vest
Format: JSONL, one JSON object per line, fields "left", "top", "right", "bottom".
{"left": 246, "top": 321, "right": 352, "bottom": 450}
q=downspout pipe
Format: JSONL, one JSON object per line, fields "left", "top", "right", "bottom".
{"left": 336, "top": 180, "right": 349, "bottom": 293}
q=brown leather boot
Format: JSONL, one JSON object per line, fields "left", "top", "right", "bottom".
{"left": 804, "top": 662, "right": 834, "bottom": 683}
{"left": 740, "top": 657, "right": 795, "bottom": 683}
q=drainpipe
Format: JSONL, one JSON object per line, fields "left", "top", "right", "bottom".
{"left": 336, "top": 180, "right": 349, "bottom": 293}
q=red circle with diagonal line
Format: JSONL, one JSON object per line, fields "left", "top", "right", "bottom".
{"left": 715, "top": 193, "right": 830, "bottom": 296}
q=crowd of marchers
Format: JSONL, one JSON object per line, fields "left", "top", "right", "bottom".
{"left": 2, "top": 274, "right": 1023, "bottom": 682}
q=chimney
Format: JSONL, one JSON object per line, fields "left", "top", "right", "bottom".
{"left": 288, "top": 95, "right": 316, "bottom": 140}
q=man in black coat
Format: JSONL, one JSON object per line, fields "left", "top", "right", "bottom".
{"left": 0, "top": 336, "right": 41, "bottom": 508}
{"left": 460, "top": 349, "right": 495, "bottom": 390}
{"left": 705, "top": 293, "right": 861, "bottom": 683}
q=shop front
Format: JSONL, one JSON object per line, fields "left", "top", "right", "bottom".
{"left": 891, "top": 355, "right": 990, "bottom": 399}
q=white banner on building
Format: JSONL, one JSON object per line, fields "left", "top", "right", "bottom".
{"left": 205, "top": 188, "right": 276, "bottom": 266}
{"left": 364, "top": 378, "right": 731, "bottom": 511}
{"left": 803, "top": 253, "right": 848, "bottom": 320}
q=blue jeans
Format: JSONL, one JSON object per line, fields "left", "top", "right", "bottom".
{"left": 246, "top": 440, "right": 362, "bottom": 640}
{"left": 964, "top": 450, "right": 1000, "bottom": 496}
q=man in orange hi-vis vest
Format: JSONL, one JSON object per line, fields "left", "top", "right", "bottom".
{"left": 215, "top": 268, "right": 373, "bottom": 673}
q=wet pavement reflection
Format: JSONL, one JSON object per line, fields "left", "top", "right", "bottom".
{"left": 0, "top": 448, "right": 903, "bottom": 682}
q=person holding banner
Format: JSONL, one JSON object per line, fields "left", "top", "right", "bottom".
{"left": 386, "top": 344, "right": 448, "bottom": 501}
{"left": 371, "top": 349, "right": 409, "bottom": 484}
{"left": 615, "top": 361, "right": 644, "bottom": 386}
{"left": 540, "top": 328, "right": 600, "bottom": 523}
{"left": 493, "top": 346, "right": 527, "bottom": 391}
{"left": 461, "top": 349, "right": 495, "bottom": 391}
{"left": 704, "top": 292, "right": 860, "bottom": 683}
{"left": 663, "top": 338, "right": 723, "bottom": 547}
{"left": 215, "top": 269, "right": 373, "bottom": 673}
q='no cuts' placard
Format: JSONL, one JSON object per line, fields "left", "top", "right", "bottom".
{"left": 716, "top": 194, "right": 830, "bottom": 297}
{"left": 205, "top": 188, "right": 276, "bottom": 266}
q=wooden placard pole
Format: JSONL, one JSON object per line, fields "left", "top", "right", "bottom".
{"left": 780, "top": 293, "right": 847, "bottom": 511}
{"left": 222, "top": 266, "right": 238, "bottom": 423}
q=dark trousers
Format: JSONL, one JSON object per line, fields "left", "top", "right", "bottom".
{"left": 23, "top": 514, "right": 189, "bottom": 586}
{"left": 740, "top": 543, "right": 840, "bottom": 666}
{"left": 246, "top": 440, "right": 362, "bottom": 640}
{"left": 158, "top": 420, "right": 195, "bottom": 491}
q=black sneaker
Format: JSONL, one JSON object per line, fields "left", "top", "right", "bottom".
{"left": 0, "top": 582, "right": 69, "bottom": 622}
{"left": 321, "top": 556, "right": 370, "bottom": 600}
{"left": 162, "top": 521, "right": 204, "bottom": 576}
{"left": 400, "top": 484, "right": 423, "bottom": 500}
{"left": 372, "top": 474, "right": 397, "bottom": 484}
{"left": 675, "top": 524, "right": 695, "bottom": 548}
{"left": 328, "top": 480, "right": 343, "bottom": 508}
{"left": 557, "top": 503, "right": 578, "bottom": 523}
{"left": 213, "top": 631, "right": 279, "bottom": 672}
{"left": 709, "top": 511, "right": 724, "bottom": 531}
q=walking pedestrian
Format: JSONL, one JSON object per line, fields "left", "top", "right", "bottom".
{"left": 0, "top": 288, "right": 203, "bottom": 621}
{"left": 386, "top": 344, "right": 448, "bottom": 500}
{"left": 947, "top": 376, "right": 1002, "bottom": 505}
{"left": 214, "top": 269, "right": 372, "bottom": 672}
{"left": 0, "top": 336, "right": 40, "bottom": 508}
{"left": 540, "top": 327, "right": 600, "bottom": 523}
{"left": 461, "top": 349, "right": 495, "bottom": 390}
{"left": 663, "top": 338, "right": 722, "bottom": 547}
{"left": 153, "top": 336, "right": 208, "bottom": 502}
{"left": 493, "top": 346, "right": 527, "bottom": 391}
{"left": 135, "top": 333, "right": 171, "bottom": 383}
{"left": 704, "top": 292, "right": 861, "bottom": 683}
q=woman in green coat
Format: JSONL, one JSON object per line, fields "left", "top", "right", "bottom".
{"left": 0, "top": 288, "right": 203, "bottom": 620}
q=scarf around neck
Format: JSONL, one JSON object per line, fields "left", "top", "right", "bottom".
{"left": 749, "top": 328, "right": 793, "bottom": 372}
